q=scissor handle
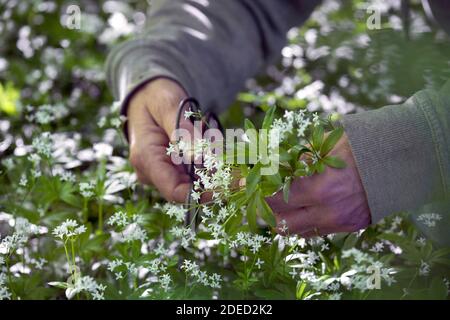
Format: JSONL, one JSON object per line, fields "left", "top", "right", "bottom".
{"left": 176, "top": 98, "right": 201, "bottom": 180}
{"left": 175, "top": 97, "right": 224, "bottom": 231}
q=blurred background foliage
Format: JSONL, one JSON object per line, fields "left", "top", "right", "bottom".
{"left": 0, "top": 0, "right": 449, "bottom": 300}
{"left": 1, "top": 0, "right": 449, "bottom": 145}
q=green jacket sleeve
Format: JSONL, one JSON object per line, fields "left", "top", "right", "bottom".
{"left": 105, "top": 0, "right": 320, "bottom": 115}
{"left": 341, "top": 81, "right": 450, "bottom": 224}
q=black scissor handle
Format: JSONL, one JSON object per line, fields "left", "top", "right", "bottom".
{"left": 175, "top": 97, "right": 223, "bottom": 231}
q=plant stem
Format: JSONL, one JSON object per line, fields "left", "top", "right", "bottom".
{"left": 70, "top": 240, "right": 77, "bottom": 278}
{"left": 97, "top": 198, "right": 103, "bottom": 234}
{"left": 5, "top": 256, "right": 17, "bottom": 299}
{"left": 63, "top": 241, "right": 72, "bottom": 276}
{"left": 83, "top": 198, "right": 88, "bottom": 223}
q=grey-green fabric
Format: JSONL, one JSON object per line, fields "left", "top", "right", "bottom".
{"left": 106, "top": 0, "right": 450, "bottom": 243}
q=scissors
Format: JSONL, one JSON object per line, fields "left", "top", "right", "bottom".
{"left": 175, "top": 97, "right": 223, "bottom": 231}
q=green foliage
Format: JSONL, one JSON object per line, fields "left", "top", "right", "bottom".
{"left": 0, "top": 0, "right": 448, "bottom": 301}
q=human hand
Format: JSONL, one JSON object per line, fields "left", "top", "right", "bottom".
{"left": 127, "top": 78, "right": 193, "bottom": 203}
{"left": 266, "top": 133, "right": 371, "bottom": 237}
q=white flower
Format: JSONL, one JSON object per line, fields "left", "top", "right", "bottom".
{"left": 31, "top": 169, "right": 41, "bottom": 178}
{"left": 110, "top": 117, "right": 122, "bottom": 128}
{"left": 184, "top": 109, "right": 194, "bottom": 119}
{"left": 154, "top": 243, "right": 168, "bottom": 256}
{"left": 0, "top": 286, "right": 12, "bottom": 300}
{"left": 190, "top": 190, "right": 201, "bottom": 202}
{"left": 79, "top": 182, "right": 95, "bottom": 198}
{"left": 0, "top": 233, "right": 28, "bottom": 255}
{"left": 417, "top": 213, "right": 442, "bottom": 228}
{"left": 71, "top": 276, "right": 106, "bottom": 300}
{"left": 306, "top": 250, "right": 319, "bottom": 265}
{"left": 19, "top": 174, "right": 28, "bottom": 187}
{"left": 107, "top": 259, "right": 124, "bottom": 273}
{"left": 160, "top": 274, "right": 172, "bottom": 291}
{"left": 181, "top": 260, "right": 221, "bottom": 289}
{"left": 121, "top": 224, "right": 147, "bottom": 243}
{"left": 30, "top": 258, "right": 47, "bottom": 270}
{"left": 59, "top": 171, "right": 76, "bottom": 182}
{"left": 444, "top": 278, "right": 450, "bottom": 294}
{"left": 328, "top": 292, "right": 342, "bottom": 300}
{"left": 98, "top": 116, "right": 107, "bottom": 128}
{"left": 108, "top": 210, "right": 129, "bottom": 228}
{"left": 278, "top": 219, "right": 289, "bottom": 233}
{"left": 162, "top": 203, "right": 186, "bottom": 223}
{"left": 27, "top": 153, "right": 41, "bottom": 165}
{"left": 208, "top": 273, "right": 222, "bottom": 289}
{"left": 14, "top": 217, "right": 39, "bottom": 236}
{"left": 255, "top": 258, "right": 264, "bottom": 269}
{"left": 52, "top": 219, "right": 86, "bottom": 240}
{"left": 370, "top": 242, "right": 384, "bottom": 253}
{"left": 312, "top": 112, "right": 320, "bottom": 126}
{"left": 417, "top": 237, "right": 426, "bottom": 247}
{"left": 289, "top": 268, "right": 298, "bottom": 279}
{"left": 419, "top": 260, "right": 430, "bottom": 277}
{"left": 170, "top": 226, "right": 195, "bottom": 248}
{"left": 181, "top": 259, "right": 197, "bottom": 273}
{"left": 166, "top": 142, "right": 177, "bottom": 156}
{"left": 231, "top": 232, "right": 270, "bottom": 253}
{"left": 32, "top": 132, "right": 52, "bottom": 158}
{"left": 93, "top": 143, "right": 113, "bottom": 159}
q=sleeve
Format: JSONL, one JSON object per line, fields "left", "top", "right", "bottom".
{"left": 105, "top": 0, "right": 320, "bottom": 116}
{"left": 341, "top": 80, "right": 450, "bottom": 224}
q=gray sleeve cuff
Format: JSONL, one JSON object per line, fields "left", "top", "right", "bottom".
{"left": 341, "top": 91, "right": 446, "bottom": 223}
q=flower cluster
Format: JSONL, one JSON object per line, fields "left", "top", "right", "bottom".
{"left": 0, "top": 273, "right": 12, "bottom": 300}
{"left": 192, "top": 152, "right": 233, "bottom": 202}
{"left": 108, "top": 211, "right": 147, "bottom": 243}
{"left": 229, "top": 232, "right": 271, "bottom": 254}
{"left": 107, "top": 259, "right": 138, "bottom": 280}
{"left": 52, "top": 219, "right": 86, "bottom": 241}
{"left": 417, "top": 213, "right": 442, "bottom": 228}
{"left": 67, "top": 276, "right": 107, "bottom": 300}
{"left": 181, "top": 259, "right": 222, "bottom": 289}
{"left": 0, "top": 217, "right": 40, "bottom": 255}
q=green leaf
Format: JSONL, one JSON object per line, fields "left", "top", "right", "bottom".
{"left": 197, "top": 232, "right": 214, "bottom": 240}
{"left": 79, "top": 233, "right": 110, "bottom": 254}
{"left": 296, "top": 281, "right": 307, "bottom": 300}
{"left": 257, "top": 193, "right": 276, "bottom": 227}
{"left": 244, "top": 119, "right": 256, "bottom": 131}
{"left": 238, "top": 92, "right": 259, "bottom": 103}
{"left": 312, "top": 125, "right": 324, "bottom": 150}
{"left": 239, "top": 164, "right": 249, "bottom": 177}
{"left": 48, "top": 282, "right": 68, "bottom": 289}
{"left": 323, "top": 156, "right": 346, "bottom": 169}
{"left": 246, "top": 194, "right": 258, "bottom": 232}
{"left": 254, "top": 289, "right": 285, "bottom": 300}
{"left": 0, "top": 82, "right": 20, "bottom": 115}
{"left": 294, "top": 168, "right": 307, "bottom": 177}
{"left": 263, "top": 173, "right": 282, "bottom": 190}
{"left": 262, "top": 105, "right": 276, "bottom": 130}
{"left": 316, "top": 160, "right": 325, "bottom": 173}
{"left": 246, "top": 163, "right": 261, "bottom": 197}
{"left": 429, "top": 277, "right": 448, "bottom": 299}
{"left": 321, "top": 127, "right": 344, "bottom": 156}
{"left": 283, "top": 177, "right": 291, "bottom": 203}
